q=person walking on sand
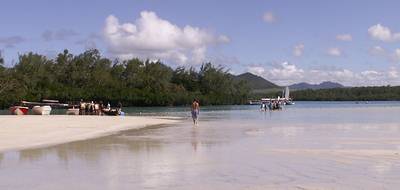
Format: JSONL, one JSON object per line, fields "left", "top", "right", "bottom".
{"left": 191, "top": 99, "right": 200, "bottom": 125}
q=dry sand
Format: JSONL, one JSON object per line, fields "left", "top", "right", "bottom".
{"left": 0, "top": 115, "right": 181, "bottom": 152}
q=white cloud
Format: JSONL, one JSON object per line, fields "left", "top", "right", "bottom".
{"left": 331, "top": 69, "right": 355, "bottom": 80}
{"left": 394, "top": 48, "right": 400, "bottom": 61}
{"left": 263, "top": 62, "right": 304, "bottom": 85}
{"left": 369, "top": 46, "right": 400, "bottom": 63}
{"left": 247, "top": 66, "right": 265, "bottom": 76}
{"left": 228, "top": 70, "right": 236, "bottom": 75}
{"left": 336, "top": 34, "right": 352, "bottom": 41}
{"left": 369, "top": 46, "right": 386, "bottom": 56}
{"left": 309, "top": 68, "right": 400, "bottom": 86}
{"left": 262, "top": 12, "right": 276, "bottom": 23}
{"left": 307, "top": 69, "right": 356, "bottom": 85}
{"left": 269, "top": 62, "right": 304, "bottom": 79}
{"left": 327, "top": 47, "right": 342, "bottom": 56}
{"left": 0, "top": 36, "right": 25, "bottom": 48}
{"left": 368, "top": 24, "right": 400, "bottom": 42}
{"left": 103, "top": 11, "right": 229, "bottom": 64}
{"left": 42, "top": 29, "right": 79, "bottom": 41}
{"left": 361, "top": 70, "right": 381, "bottom": 80}
{"left": 218, "top": 35, "right": 230, "bottom": 43}
{"left": 304, "top": 68, "right": 393, "bottom": 86}
{"left": 388, "top": 67, "right": 399, "bottom": 79}
{"left": 293, "top": 44, "right": 304, "bottom": 57}
{"left": 247, "top": 61, "right": 400, "bottom": 86}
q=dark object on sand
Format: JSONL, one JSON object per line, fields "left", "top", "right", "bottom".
{"left": 102, "top": 109, "right": 120, "bottom": 116}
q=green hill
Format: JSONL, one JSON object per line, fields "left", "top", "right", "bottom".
{"left": 234, "top": 72, "right": 279, "bottom": 90}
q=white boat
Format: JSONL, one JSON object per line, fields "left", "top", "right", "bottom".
{"left": 66, "top": 108, "right": 79, "bottom": 115}
{"left": 283, "top": 86, "right": 295, "bottom": 105}
{"left": 32, "top": 106, "right": 52, "bottom": 115}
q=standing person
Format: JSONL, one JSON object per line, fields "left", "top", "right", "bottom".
{"left": 99, "top": 101, "right": 104, "bottom": 115}
{"left": 94, "top": 102, "right": 100, "bottom": 115}
{"left": 90, "top": 101, "right": 95, "bottom": 115}
{"left": 117, "top": 101, "right": 123, "bottom": 115}
{"left": 117, "top": 101, "right": 122, "bottom": 110}
{"left": 79, "top": 100, "right": 85, "bottom": 115}
{"left": 85, "top": 102, "right": 89, "bottom": 115}
{"left": 191, "top": 99, "right": 200, "bottom": 125}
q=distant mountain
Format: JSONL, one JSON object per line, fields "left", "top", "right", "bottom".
{"left": 289, "top": 81, "right": 344, "bottom": 90}
{"left": 234, "top": 72, "right": 279, "bottom": 89}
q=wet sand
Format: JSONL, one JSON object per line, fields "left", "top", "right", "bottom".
{"left": 0, "top": 115, "right": 181, "bottom": 152}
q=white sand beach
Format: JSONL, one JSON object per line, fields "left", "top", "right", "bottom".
{"left": 0, "top": 115, "right": 181, "bottom": 152}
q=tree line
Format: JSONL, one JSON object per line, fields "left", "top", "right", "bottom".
{"left": 252, "top": 86, "right": 400, "bottom": 101}
{"left": 290, "top": 86, "right": 400, "bottom": 101}
{"left": 0, "top": 49, "right": 250, "bottom": 108}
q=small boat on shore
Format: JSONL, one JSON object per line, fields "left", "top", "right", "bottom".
{"left": 32, "top": 106, "right": 52, "bottom": 115}
{"left": 249, "top": 99, "right": 262, "bottom": 105}
{"left": 21, "top": 100, "right": 69, "bottom": 108}
{"left": 66, "top": 107, "right": 80, "bottom": 115}
{"left": 9, "top": 106, "right": 29, "bottom": 115}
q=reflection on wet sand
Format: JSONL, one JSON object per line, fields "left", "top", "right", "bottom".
{"left": 21, "top": 125, "right": 170, "bottom": 165}
{"left": 1, "top": 104, "right": 400, "bottom": 189}
{"left": 19, "top": 149, "right": 46, "bottom": 163}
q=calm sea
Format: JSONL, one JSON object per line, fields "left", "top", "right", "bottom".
{"left": 1, "top": 101, "right": 400, "bottom": 189}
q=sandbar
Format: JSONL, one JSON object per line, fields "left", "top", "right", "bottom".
{"left": 0, "top": 115, "right": 181, "bottom": 152}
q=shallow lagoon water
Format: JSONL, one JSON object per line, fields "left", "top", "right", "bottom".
{"left": 1, "top": 101, "right": 400, "bottom": 189}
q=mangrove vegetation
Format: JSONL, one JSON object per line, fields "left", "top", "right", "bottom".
{"left": 0, "top": 49, "right": 250, "bottom": 108}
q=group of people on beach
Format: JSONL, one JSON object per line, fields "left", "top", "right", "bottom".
{"left": 260, "top": 101, "right": 281, "bottom": 111}
{"left": 79, "top": 101, "right": 122, "bottom": 115}
{"left": 79, "top": 99, "right": 199, "bottom": 123}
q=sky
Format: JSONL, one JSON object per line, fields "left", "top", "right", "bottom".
{"left": 1, "top": 0, "right": 400, "bottom": 86}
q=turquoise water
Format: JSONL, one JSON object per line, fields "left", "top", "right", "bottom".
{"left": 1, "top": 101, "right": 400, "bottom": 189}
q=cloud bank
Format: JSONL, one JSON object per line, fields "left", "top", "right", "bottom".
{"left": 103, "top": 11, "right": 229, "bottom": 64}
{"left": 247, "top": 62, "right": 400, "bottom": 86}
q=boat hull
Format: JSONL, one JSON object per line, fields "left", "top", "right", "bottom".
{"left": 32, "top": 106, "right": 52, "bottom": 115}
{"left": 9, "top": 106, "right": 29, "bottom": 115}
{"left": 66, "top": 108, "right": 79, "bottom": 115}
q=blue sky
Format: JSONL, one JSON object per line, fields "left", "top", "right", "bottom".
{"left": 1, "top": 0, "right": 400, "bottom": 86}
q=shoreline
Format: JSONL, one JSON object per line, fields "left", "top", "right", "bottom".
{"left": 0, "top": 115, "right": 182, "bottom": 153}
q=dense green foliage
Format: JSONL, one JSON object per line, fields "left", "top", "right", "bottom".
{"left": 0, "top": 49, "right": 250, "bottom": 108}
{"left": 250, "top": 86, "right": 400, "bottom": 101}
{"left": 291, "top": 87, "right": 400, "bottom": 101}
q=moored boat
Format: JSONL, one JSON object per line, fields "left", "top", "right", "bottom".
{"left": 32, "top": 106, "right": 52, "bottom": 115}
{"left": 9, "top": 106, "right": 29, "bottom": 115}
{"left": 283, "top": 86, "right": 295, "bottom": 105}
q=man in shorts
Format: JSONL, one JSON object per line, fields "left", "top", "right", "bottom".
{"left": 191, "top": 99, "right": 200, "bottom": 125}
